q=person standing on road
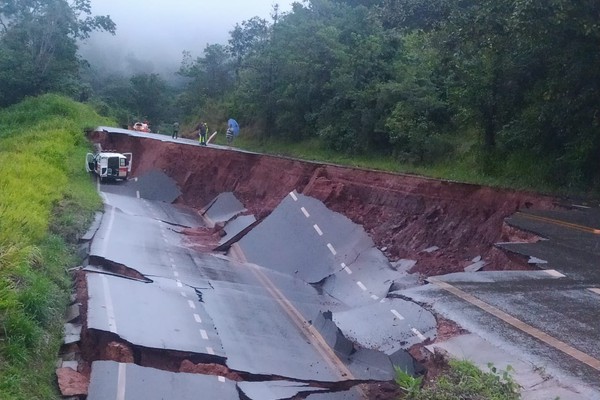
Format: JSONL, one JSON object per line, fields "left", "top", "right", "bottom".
{"left": 226, "top": 121, "right": 234, "bottom": 145}
{"left": 172, "top": 121, "right": 179, "bottom": 139}
{"left": 197, "top": 121, "right": 208, "bottom": 146}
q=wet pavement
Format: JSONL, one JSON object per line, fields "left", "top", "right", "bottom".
{"left": 81, "top": 128, "right": 600, "bottom": 399}
{"left": 82, "top": 162, "right": 433, "bottom": 398}
{"left": 88, "top": 361, "right": 238, "bottom": 400}
{"left": 400, "top": 205, "right": 600, "bottom": 397}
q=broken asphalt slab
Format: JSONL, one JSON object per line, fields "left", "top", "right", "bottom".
{"left": 86, "top": 273, "right": 224, "bottom": 358}
{"left": 238, "top": 191, "right": 388, "bottom": 285}
{"left": 217, "top": 214, "right": 257, "bottom": 247}
{"left": 135, "top": 169, "right": 182, "bottom": 203}
{"left": 203, "top": 192, "right": 247, "bottom": 227}
{"left": 319, "top": 247, "right": 406, "bottom": 308}
{"left": 88, "top": 360, "right": 238, "bottom": 400}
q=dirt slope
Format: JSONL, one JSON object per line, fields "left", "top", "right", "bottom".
{"left": 91, "top": 131, "right": 557, "bottom": 277}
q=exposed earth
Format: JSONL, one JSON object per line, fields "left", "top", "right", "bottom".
{"left": 72, "top": 131, "right": 561, "bottom": 398}
{"left": 91, "top": 130, "right": 556, "bottom": 279}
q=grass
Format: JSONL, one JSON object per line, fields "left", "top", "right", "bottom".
{"left": 222, "top": 130, "right": 597, "bottom": 198}
{"left": 396, "top": 360, "right": 520, "bottom": 400}
{"left": 0, "top": 94, "right": 110, "bottom": 399}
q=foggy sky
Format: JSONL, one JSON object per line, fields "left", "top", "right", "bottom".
{"left": 79, "top": 0, "right": 296, "bottom": 77}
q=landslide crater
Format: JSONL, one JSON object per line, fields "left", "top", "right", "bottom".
{"left": 90, "top": 130, "right": 556, "bottom": 278}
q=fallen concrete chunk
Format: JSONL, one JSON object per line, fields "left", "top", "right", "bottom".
{"left": 464, "top": 260, "right": 486, "bottom": 272}
{"left": 528, "top": 256, "right": 548, "bottom": 264}
{"left": 65, "top": 303, "right": 80, "bottom": 323}
{"left": 63, "top": 323, "right": 81, "bottom": 344}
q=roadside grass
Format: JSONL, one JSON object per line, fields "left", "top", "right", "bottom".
{"left": 226, "top": 132, "right": 592, "bottom": 198}
{"left": 0, "top": 94, "right": 110, "bottom": 399}
{"left": 396, "top": 360, "right": 520, "bottom": 400}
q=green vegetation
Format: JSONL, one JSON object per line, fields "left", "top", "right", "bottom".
{"left": 175, "top": 0, "right": 600, "bottom": 195}
{"left": 396, "top": 361, "right": 520, "bottom": 400}
{"left": 3, "top": 0, "right": 599, "bottom": 194}
{"left": 0, "top": 94, "right": 110, "bottom": 399}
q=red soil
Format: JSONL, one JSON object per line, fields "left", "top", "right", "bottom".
{"left": 91, "top": 131, "right": 557, "bottom": 278}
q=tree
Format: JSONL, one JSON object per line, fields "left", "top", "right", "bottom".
{"left": 177, "top": 45, "right": 235, "bottom": 118}
{"left": 128, "top": 73, "right": 171, "bottom": 125}
{"left": 0, "top": 0, "right": 115, "bottom": 106}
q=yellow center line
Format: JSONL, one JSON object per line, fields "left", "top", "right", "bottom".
{"left": 518, "top": 212, "right": 600, "bottom": 234}
{"left": 229, "top": 243, "right": 366, "bottom": 396}
{"left": 428, "top": 277, "right": 600, "bottom": 372}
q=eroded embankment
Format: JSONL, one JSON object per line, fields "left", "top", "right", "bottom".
{"left": 90, "top": 131, "right": 557, "bottom": 277}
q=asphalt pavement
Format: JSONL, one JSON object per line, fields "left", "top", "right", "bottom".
{"left": 83, "top": 163, "right": 433, "bottom": 398}
{"left": 83, "top": 128, "right": 600, "bottom": 399}
{"left": 400, "top": 205, "right": 600, "bottom": 399}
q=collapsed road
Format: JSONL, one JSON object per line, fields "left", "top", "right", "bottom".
{"left": 56, "top": 127, "right": 600, "bottom": 399}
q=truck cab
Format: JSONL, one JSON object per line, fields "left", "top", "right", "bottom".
{"left": 86, "top": 151, "right": 132, "bottom": 182}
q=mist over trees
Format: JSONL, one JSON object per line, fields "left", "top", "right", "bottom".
{"left": 0, "top": 0, "right": 115, "bottom": 106}
{"left": 1, "top": 0, "right": 599, "bottom": 190}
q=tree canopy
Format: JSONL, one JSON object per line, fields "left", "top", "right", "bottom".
{"left": 176, "top": 0, "right": 599, "bottom": 189}
{"left": 0, "top": 0, "right": 115, "bottom": 106}
{"left": 2, "top": 0, "right": 599, "bottom": 191}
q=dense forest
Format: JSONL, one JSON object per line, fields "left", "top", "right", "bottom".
{"left": 1, "top": 0, "right": 599, "bottom": 191}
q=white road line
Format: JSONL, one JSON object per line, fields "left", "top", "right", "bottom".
{"left": 171, "top": 263, "right": 177, "bottom": 269}
{"left": 206, "top": 347, "right": 215, "bottom": 355}
{"left": 200, "top": 329, "right": 209, "bottom": 340}
{"left": 218, "top": 376, "right": 226, "bottom": 383}
{"left": 371, "top": 295, "right": 379, "bottom": 300}
{"left": 544, "top": 269, "right": 566, "bottom": 278}
{"left": 289, "top": 192, "right": 298, "bottom": 201}
{"left": 356, "top": 281, "right": 367, "bottom": 291}
{"left": 173, "top": 271, "right": 179, "bottom": 277}
{"left": 301, "top": 207, "right": 310, "bottom": 218}
{"left": 391, "top": 309, "right": 405, "bottom": 320}
{"left": 588, "top": 288, "right": 600, "bottom": 295}
{"left": 100, "top": 275, "right": 118, "bottom": 334}
{"left": 180, "top": 291, "right": 188, "bottom": 298}
{"left": 412, "top": 328, "right": 427, "bottom": 341}
{"left": 176, "top": 280, "right": 183, "bottom": 288}
{"left": 313, "top": 224, "right": 323, "bottom": 236}
{"left": 136, "top": 190, "right": 140, "bottom": 199}
{"left": 341, "top": 263, "right": 352, "bottom": 274}
{"left": 187, "top": 300, "right": 196, "bottom": 309}
{"left": 116, "top": 363, "right": 127, "bottom": 400}
{"left": 100, "top": 206, "right": 116, "bottom": 257}
{"left": 327, "top": 243, "right": 337, "bottom": 255}
{"left": 193, "top": 314, "right": 202, "bottom": 323}
{"left": 169, "top": 256, "right": 175, "bottom": 263}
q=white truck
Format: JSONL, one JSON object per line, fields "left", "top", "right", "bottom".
{"left": 86, "top": 151, "right": 132, "bottom": 182}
